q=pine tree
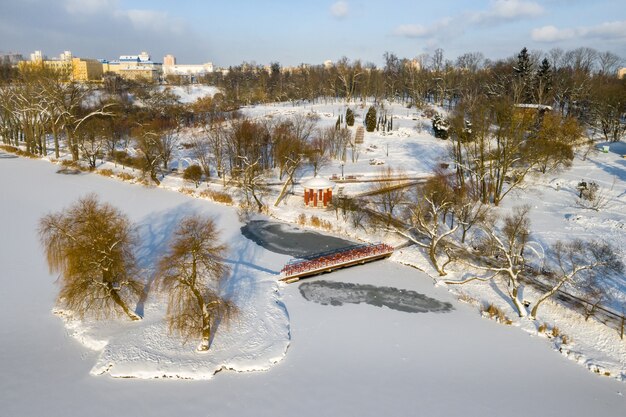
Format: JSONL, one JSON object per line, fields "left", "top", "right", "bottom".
{"left": 346, "top": 108, "right": 355, "bottom": 126}
{"left": 432, "top": 113, "right": 450, "bottom": 139}
{"left": 514, "top": 47, "right": 534, "bottom": 103}
{"left": 365, "top": 106, "right": 377, "bottom": 132}
{"left": 533, "top": 58, "right": 553, "bottom": 105}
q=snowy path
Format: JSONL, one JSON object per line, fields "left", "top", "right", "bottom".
{"left": 1, "top": 157, "right": 625, "bottom": 417}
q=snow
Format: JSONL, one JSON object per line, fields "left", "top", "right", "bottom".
{"left": 2, "top": 152, "right": 626, "bottom": 416}
{"left": 164, "top": 85, "right": 220, "bottom": 104}
{"left": 301, "top": 177, "right": 336, "bottom": 189}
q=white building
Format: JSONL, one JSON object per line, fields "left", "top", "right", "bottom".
{"left": 162, "top": 55, "right": 213, "bottom": 78}
{"left": 30, "top": 50, "right": 45, "bottom": 62}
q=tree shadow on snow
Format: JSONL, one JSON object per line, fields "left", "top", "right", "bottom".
{"left": 134, "top": 202, "right": 204, "bottom": 317}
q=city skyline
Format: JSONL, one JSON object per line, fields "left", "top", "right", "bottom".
{"left": 1, "top": 0, "right": 625, "bottom": 67}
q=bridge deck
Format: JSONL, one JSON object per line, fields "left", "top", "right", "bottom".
{"left": 280, "top": 243, "right": 394, "bottom": 284}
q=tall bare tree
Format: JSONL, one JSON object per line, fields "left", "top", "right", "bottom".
{"left": 156, "top": 215, "right": 237, "bottom": 351}
{"left": 39, "top": 194, "right": 142, "bottom": 320}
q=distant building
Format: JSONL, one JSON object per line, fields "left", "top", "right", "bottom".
{"left": 19, "top": 50, "right": 103, "bottom": 81}
{"left": 0, "top": 53, "right": 24, "bottom": 65}
{"left": 163, "top": 54, "right": 176, "bottom": 67}
{"left": 30, "top": 50, "right": 45, "bottom": 62}
{"left": 72, "top": 58, "right": 103, "bottom": 81}
{"left": 323, "top": 60, "right": 333, "bottom": 69}
{"left": 102, "top": 51, "right": 162, "bottom": 81}
{"left": 618, "top": 68, "right": 626, "bottom": 80}
{"left": 162, "top": 54, "right": 213, "bottom": 79}
{"left": 59, "top": 50, "right": 73, "bottom": 62}
{"left": 406, "top": 58, "right": 421, "bottom": 71}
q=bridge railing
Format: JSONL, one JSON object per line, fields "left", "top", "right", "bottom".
{"left": 281, "top": 243, "right": 394, "bottom": 278}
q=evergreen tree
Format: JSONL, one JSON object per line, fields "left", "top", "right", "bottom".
{"left": 432, "top": 113, "right": 450, "bottom": 139}
{"left": 514, "top": 47, "right": 534, "bottom": 103}
{"left": 346, "top": 108, "right": 355, "bottom": 126}
{"left": 533, "top": 58, "right": 553, "bottom": 105}
{"left": 365, "top": 106, "right": 377, "bottom": 132}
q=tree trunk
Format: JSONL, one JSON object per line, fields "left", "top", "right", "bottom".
{"left": 508, "top": 285, "right": 526, "bottom": 317}
{"left": 106, "top": 281, "right": 141, "bottom": 321}
{"left": 530, "top": 276, "right": 568, "bottom": 319}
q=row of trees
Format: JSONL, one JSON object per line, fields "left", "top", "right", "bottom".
{"left": 39, "top": 195, "right": 235, "bottom": 351}
{"left": 199, "top": 47, "right": 624, "bottom": 143}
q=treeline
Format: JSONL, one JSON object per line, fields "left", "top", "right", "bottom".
{"left": 203, "top": 48, "right": 624, "bottom": 132}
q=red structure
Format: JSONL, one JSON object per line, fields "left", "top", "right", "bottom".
{"left": 303, "top": 177, "right": 335, "bottom": 208}
{"left": 280, "top": 243, "right": 394, "bottom": 283}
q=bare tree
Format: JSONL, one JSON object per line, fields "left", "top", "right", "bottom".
{"left": 39, "top": 194, "right": 142, "bottom": 320}
{"left": 471, "top": 206, "right": 532, "bottom": 317}
{"left": 156, "top": 215, "right": 237, "bottom": 351}
{"left": 396, "top": 173, "right": 458, "bottom": 276}
{"left": 530, "top": 239, "right": 623, "bottom": 319}
{"left": 367, "top": 167, "right": 407, "bottom": 226}
{"left": 449, "top": 206, "right": 532, "bottom": 317}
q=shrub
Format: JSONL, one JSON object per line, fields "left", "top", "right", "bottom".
{"left": 365, "top": 106, "right": 377, "bottom": 132}
{"left": 117, "top": 172, "right": 135, "bottom": 182}
{"left": 346, "top": 108, "right": 355, "bottom": 126}
{"left": 483, "top": 304, "right": 512, "bottom": 325}
{"left": 178, "top": 187, "right": 196, "bottom": 196}
{"left": 183, "top": 165, "right": 203, "bottom": 188}
{"left": 432, "top": 113, "right": 450, "bottom": 139}
{"left": 309, "top": 215, "right": 321, "bottom": 228}
{"left": 0, "top": 145, "right": 18, "bottom": 153}
{"left": 297, "top": 213, "right": 307, "bottom": 225}
{"left": 199, "top": 190, "right": 234, "bottom": 205}
{"left": 98, "top": 169, "right": 114, "bottom": 177}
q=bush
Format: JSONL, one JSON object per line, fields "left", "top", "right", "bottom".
{"left": 483, "top": 304, "right": 512, "bottom": 325}
{"left": 183, "top": 165, "right": 203, "bottom": 188}
{"left": 365, "top": 106, "right": 377, "bottom": 132}
{"left": 117, "top": 172, "right": 135, "bottom": 182}
{"left": 297, "top": 213, "right": 307, "bottom": 225}
{"left": 178, "top": 187, "right": 196, "bottom": 196}
{"left": 309, "top": 215, "right": 321, "bottom": 228}
{"left": 199, "top": 190, "right": 234, "bottom": 205}
{"left": 98, "top": 169, "right": 114, "bottom": 177}
{"left": 346, "top": 108, "right": 355, "bottom": 126}
{"left": 432, "top": 113, "right": 450, "bottom": 139}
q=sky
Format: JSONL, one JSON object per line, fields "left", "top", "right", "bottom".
{"left": 0, "top": 0, "right": 625, "bottom": 67}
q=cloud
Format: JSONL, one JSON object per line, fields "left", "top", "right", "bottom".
{"left": 531, "top": 20, "right": 626, "bottom": 42}
{"left": 64, "top": 0, "right": 118, "bottom": 15}
{"left": 470, "top": 0, "right": 543, "bottom": 24}
{"left": 395, "top": 1, "right": 543, "bottom": 41}
{"left": 531, "top": 25, "right": 575, "bottom": 42}
{"left": 330, "top": 1, "right": 349, "bottom": 19}
{"left": 394, "top": 18, "right": 452, "bottom": 38}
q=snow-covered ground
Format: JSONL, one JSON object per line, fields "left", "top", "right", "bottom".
{"left": 165, "top": 84, "right": 220, "bottom": 104}
{"left": 2, "top": 150, "right": 626, "bottom": 416}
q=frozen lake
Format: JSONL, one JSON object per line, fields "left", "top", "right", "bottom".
{"left": 1, "top": 154, "right": 625, "bottom": 417}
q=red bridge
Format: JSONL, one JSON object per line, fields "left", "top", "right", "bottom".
{"left": 280, "top": 243, "right": 394, "bottom": 283}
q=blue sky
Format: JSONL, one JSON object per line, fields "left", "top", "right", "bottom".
{"left": 1, "top": 0, "right": 624, "bottom": 66}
